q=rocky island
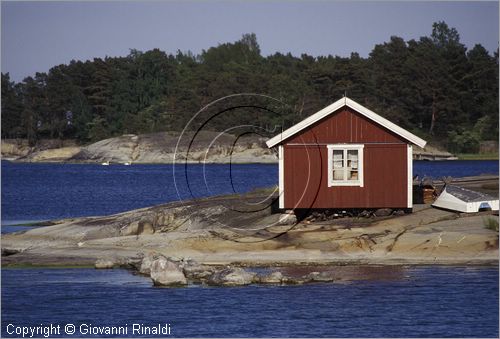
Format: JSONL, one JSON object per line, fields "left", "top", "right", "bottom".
{"left": 2, "top": 176, "right": 498, "bottom": 287}
{"left": 2, "top": 131, "right": 457, "bottom": 164}
{"left": 1, "top": 132, "right": 277, "bottom": 164}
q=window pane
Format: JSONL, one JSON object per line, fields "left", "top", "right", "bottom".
{"left": 332, "top": 150, "right": 344, "bottom": 180}
{"left": 348, "top": 170, "right": 358, "bottom": 180}
{"left": 333, "top": 150, "right": 344, "bottom": 171}
{"left": 333, "top": 150, "right": 343, "bottom": 168}
{"left": 333, "top": 169, "right": 344, "bottom": 180}
{"left": 347, "top": 150, "right": 358, "bottom": 169}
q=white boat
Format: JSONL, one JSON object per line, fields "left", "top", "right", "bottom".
{"left": 123, "top": 162, "right": 131, "bottom": 166}
{"left": 432, "top": 185, "right": 499, "bottom": 213}
{"left": 101, "top": 161, "right": 110, "bottom": 166}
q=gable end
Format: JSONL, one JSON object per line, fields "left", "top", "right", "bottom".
{"left": 266, "top": 97, "right": 427, "bottom": 148}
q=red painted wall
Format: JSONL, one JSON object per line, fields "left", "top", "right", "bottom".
{"left": 282, "top": 107, "right": 409, "bottom": 209}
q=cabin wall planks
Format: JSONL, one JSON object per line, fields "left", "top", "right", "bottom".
{"left": 282, "top": 107, "right": 409, "bottom": 209}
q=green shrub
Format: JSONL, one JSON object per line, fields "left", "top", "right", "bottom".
{"left": 447, "top": 130, "right": 480, "bottom": 154}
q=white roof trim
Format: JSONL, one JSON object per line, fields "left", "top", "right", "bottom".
{"left": 266, "top": 96, "right": 427, "bottom": 149}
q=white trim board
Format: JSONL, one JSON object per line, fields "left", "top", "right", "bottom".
{"left": 407, "top": 144, "right": 413, "bottom": 208}
{"left": 266, "top": 97, "right": 427, "bottom": 149}
{"left": 278, "top": 145, "right": 284, "bottom": 209}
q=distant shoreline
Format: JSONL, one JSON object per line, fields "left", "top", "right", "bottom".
{"left": 2, "top": 159, "right": 280, "bottom": 165}
{"left": 3, "top": 158, "right": 500, "bottom": 165}
{"left": 5, "top": 133, "right": 496, "bottom": 164}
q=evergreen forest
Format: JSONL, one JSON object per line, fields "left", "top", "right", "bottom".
{"left": 2, "top": 22, "right": 498, "bottom": 153}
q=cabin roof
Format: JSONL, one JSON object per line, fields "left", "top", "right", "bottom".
{"left": 266, "top": 96, "right": 427, "bottom": 148}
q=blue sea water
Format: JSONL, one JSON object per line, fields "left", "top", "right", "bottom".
{"left": 413, "top": 159, "right": 498, "bottom": 179}
{"left": 1, "top": 160, "right": 499, "bottom": 337}
{"left": 1, "top": 267, "right": 498, "bottom": 337}
{"left": 1, "top": 161, "right": 279, "bottom": 223}
{"left": 1, "top": 160, "right": 498, "bottom": 224}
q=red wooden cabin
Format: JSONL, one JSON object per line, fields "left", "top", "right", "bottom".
{"left": 267, "top": 97, "right": 427, "bottom": 211}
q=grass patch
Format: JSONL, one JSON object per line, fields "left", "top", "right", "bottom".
{"left": 457, "top": 153, "right": 499, "bottom": 160}
{"left": 483, "top": 217, "right": 499, "bottom": 232}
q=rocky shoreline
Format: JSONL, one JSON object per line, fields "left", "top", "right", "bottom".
{"left": 2, "top": 176, "right": 498, "bottom": 287}
{"left": 1, "top": 132, "right": 277, "bottom": 164}
{"left": 92, "top": 252, "right": 498, "bottom": 288}
{"left": 1, "top": 132, "right": 461, "bottom": 164}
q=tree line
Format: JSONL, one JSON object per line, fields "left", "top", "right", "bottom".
{"left": 2, "top": 22, "right": 498, "bottom": 153}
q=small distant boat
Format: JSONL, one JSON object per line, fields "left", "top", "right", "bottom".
{"left": 123, "top": 162, "right": 131, "bottom": 166}
{"left": 101, "top": 161, "right": 110, "bottom": 166}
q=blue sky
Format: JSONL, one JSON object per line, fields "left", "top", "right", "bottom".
{"left": 2, "top": 1, "right": 498, "bottom": 82}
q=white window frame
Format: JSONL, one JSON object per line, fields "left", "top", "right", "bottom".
{"left": 327, "top": 144, "right": 364, "bottom": 187}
